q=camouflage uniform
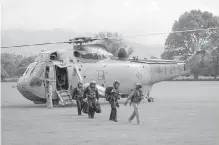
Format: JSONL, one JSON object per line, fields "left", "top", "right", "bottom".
{"left": 109, "top": 80, "right": 120, "bottom": 122}
{"left": 72, "top": 81, "right": 84, "bottom": 115}
{"left": 84, "top": 80, "right": 99, "bottom": 118}
{"left": 124, "top": 83, "right": 144, "bottom": 124}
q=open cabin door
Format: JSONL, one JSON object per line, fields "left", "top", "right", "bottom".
{"left": 55, "top": 64, "right": 73, "bottom": 104}
{"left": 55, "top": 65, "right": 69, "bottom": 91}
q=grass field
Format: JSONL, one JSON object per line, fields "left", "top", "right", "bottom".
{"left": 1, "top": 81, "right": 219, "bottom": 145}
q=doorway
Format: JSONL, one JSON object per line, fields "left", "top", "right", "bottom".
{"left": 55, "top": 66, "right": 69, "bottom": 90}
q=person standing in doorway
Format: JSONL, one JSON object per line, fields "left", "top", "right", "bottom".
{"left": 44, "top": 67, "right": 53, "bottom": 109}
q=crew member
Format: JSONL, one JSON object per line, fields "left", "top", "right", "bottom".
{"left": 72, "top": 81, "right": 84, "bottom": 115}
{"left": 124, "top": 83, "right": 144, "bottom": 124}
{"left": 84, "top": 80, "right": 99, "bottom": 118}
{"left": 108, "top": 80, "right": 121, "bottom": 122}
{"left": 44, "top": 67, "right": 53, "bottom": 109}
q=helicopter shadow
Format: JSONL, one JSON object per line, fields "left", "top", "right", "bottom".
{"left": 1, "top": 103, "right": 78, "bottom": 109}
{"left": 1, "top": 100, "right": 125, "bottom": 109}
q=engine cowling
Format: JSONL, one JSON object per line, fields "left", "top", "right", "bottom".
{"left": 117, "top": 48, "right": 129, "bottom": 59}
{"left": 73, "top": 51, "right": 81, "bottom": 58}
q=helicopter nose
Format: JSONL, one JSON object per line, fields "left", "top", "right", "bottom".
{"left": 17, "top": 76, "right": 28, "bottom": 91}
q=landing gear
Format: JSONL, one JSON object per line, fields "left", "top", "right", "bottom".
{"left": 52, "top": 100, "right": 59, "bottom": 105}
{"left": 146, "top": 93, "right": 154, "bottom": 103}
{"left": 147, "top": 97, "right": 154, "bottom": 102}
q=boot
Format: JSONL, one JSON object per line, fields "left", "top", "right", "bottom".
{"left": 88, "top": 108, "right": 92, "bottom": 118}
{"left": 78, "top": 109, "right": 82, "bottom": 115}
{"left": 91, "top": 108, "right": 95, "bottom": 118}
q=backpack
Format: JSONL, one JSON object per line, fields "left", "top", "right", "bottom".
{"left": 105, "top": 87, "right": 113, "bottom": 101}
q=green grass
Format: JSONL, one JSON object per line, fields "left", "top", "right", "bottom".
{"left": 1, "top": 82, "right": 219, "bottom": 145}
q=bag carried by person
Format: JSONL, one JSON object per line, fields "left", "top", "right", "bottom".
{"left": 95, "top": 102, "right": 101, "bottom": 113}
{"left": 82, "top": 101, "right": 89, "bottom": 114}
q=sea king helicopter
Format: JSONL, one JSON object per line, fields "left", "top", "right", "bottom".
{"left": 1, "top": 28, "right": 217, "bottom": 106}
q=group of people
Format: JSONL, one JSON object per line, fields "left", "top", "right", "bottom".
{"left": 72, "top": 80, "right": 99, "bottom": 118}
{"left": 72, "top": 80, "right": 145, "bottom": 124}
{"left": 44, "top": 73, "right": 145, "bottom": 124}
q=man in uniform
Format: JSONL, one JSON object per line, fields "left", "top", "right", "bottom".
{"left": 124, "top": 83, "right": 144, "bottom": 124}
{"left": 44, "top": 67, "right": 53, "bottom": 109}
{"left": 72, "top": 81, "right": 84, "bottom": 115}
{"left": 84, "top": 80, "right": 99, "bottom": 119}
{"left": 108, "top": 80, "right": 121, "bottom": 122}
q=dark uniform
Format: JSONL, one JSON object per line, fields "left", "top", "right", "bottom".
{"left": 84, "top": 80, "right": 99, "bottom": 118}
{"left": 72, "top": 81, "right": 84, "bottom": 115}
{"left": 124, "top": 83, "right": 144, "bottom": 124}
{"left": 108, "top": 80, "right": 121, "bottom": 122}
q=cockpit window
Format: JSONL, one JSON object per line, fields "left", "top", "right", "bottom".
{"left": 23, "top": 62, "right": 45, "bottom": 77}
{"left": 30, "top": 62, "right": 43, "bottom": 76}
{"left": 23, "top": 62, "right": 37, "bottom": 76}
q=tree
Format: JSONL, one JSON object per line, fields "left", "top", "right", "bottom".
{"left": 1, "top": 68, "right": 8, "bottom": 81}
{"left": 1, "top": 53, "right": 36, "bottom": 78}
{"left": 210, "top": 47, "right": 219, "bottom": 79}
{"left": 161, "top": 10, "right": 219, "bottom": 79}
{"left": 95, "top": 32, "right": 134, "bottom": 57}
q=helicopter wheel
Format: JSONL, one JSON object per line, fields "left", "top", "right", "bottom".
{"left": 53, "top": 100, "right": 59, "bottom": 105}
{"left": 147, "top": 97, "right": 154, "bottom": 102}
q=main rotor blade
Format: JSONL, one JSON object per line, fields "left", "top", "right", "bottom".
{"left": 1, "top": 41, "right": 70, "bottom": 49}
{"left": 124, "top": 27, "right": 219, "bottom": 38}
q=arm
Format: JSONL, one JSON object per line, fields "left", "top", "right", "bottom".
{"left": 124, "top": 91, "right": 134, "bottom": 105}
{"left": 72, "top": 88, "right": 77, "bottom": 99}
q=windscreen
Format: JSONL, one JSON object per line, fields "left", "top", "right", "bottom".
{"left": 23, "top": 62, "right": 44, "bottom": 77}
{"left": 23, "top": 62, "right": 37, "bottom": 76}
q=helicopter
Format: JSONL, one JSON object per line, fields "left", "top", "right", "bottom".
{"left": 1, "top": 28, "right": 217, "bottom": 106}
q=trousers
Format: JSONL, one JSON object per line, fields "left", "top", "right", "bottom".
{"left": 45, "top": 83, "right": 53, "bottom": 108}
{"left": 129, "top": 103, "right": 140, "bottom": 124}
{"left": 87, "top": 98, "right": 97, "bottom": 118}
{"left": 76, "top": 99, "right": 83, "bottom": 115}
{"left": 109, "top": 101, "right": 118, "bottom": 121}
{"left": 46, "top": 90, "right": 53, "bottom": 108}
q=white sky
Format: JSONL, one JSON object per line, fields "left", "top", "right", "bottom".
{"left": 1, "top": 0, "right": 219, "bottom": 44}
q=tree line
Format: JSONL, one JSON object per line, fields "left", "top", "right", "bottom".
{"left": 1, "top": 53, "right": 36, "bottom": 81}
{"left": 161, "top": 9, "right": 219, "bottom": 79}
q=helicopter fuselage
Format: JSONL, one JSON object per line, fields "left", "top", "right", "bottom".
{"left": 16, "top": 58, "right": 189, "bottom": 104}
{"left": 16, "top": 47, "right": 208, "bottom": 105}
